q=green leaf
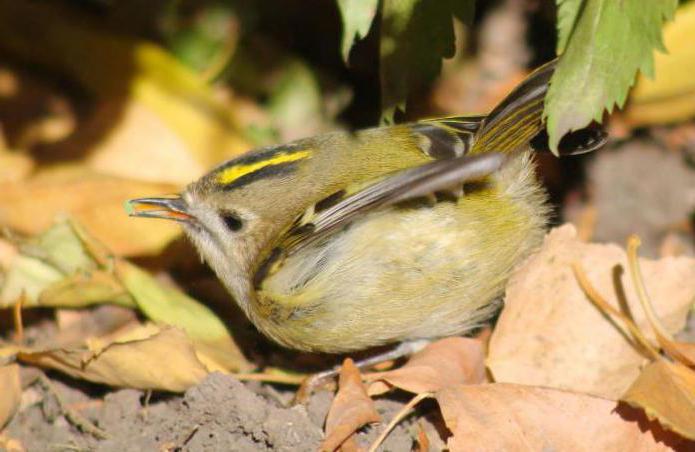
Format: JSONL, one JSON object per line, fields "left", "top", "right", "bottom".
{"left": 555, "top": 0, "right": 583, "bottom": 54}
{"left": 380, "top": 0, "right": 475, "bottom": 122}
{"left": 115, "top": 260, "right": 252, "bottom": 372}
{"left": 337, "top": 0, "right": 379, "bottom": 63}
{"left": 545, "top": 0, "right": 677, "bottom": 153}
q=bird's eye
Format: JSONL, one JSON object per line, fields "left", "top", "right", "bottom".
{"left": 221, "top": 212, "right": 243, "bottom": 231}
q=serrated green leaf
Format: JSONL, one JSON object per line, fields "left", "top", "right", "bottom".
{"left": 545, "top": 0, "right": 677, "bottom": 153}
{"left": 380, "top": 0, "right": 475, "bottom": 122}
{"left": 555, "top": 0, "right": 583, "bottom": 54}
{"left": 337, "top": 0, "right": 379, "bottom": 63}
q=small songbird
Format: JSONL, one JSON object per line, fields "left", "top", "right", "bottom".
{"left": 128, "top": 60, "right": 605, "bottom": 354}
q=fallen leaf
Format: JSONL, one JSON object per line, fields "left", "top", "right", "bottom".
{"left": 622, "top": 360, "right": 695, "bottom": 440}
{"left": 436, "top": 383, "right": 689, "bottom": 451}
{"left": 0, "top": 255, "right": 63, "bottom": 307}
{"left": 0, "top": 364, "right": 21, "bottom": 428}
{"left": 17, "top": 325, "right": 208, "bottom": 392}
{"left": 626, "top": 2, "right": 695, "bottom": 125}
{"left": 364, "top": 337, "right": 485, "bottom": 396}
{"left": 38, "top": 270, "right": 135, "bottom": 309}
{"left": 0, "top": 219, "right": 252, "bottom": 373}
{"left": 487, "top": 224, "right": 695, "bottom": 398}
{"left": 115, "top": 260, "right": 251, "bottom": 373}
{"left": 0, "top": 238, "right": 17, "bottom": 270}
{"left": 0, "top": 1, "right": 251, "bottom": 185}
{"left": 322, "top": 358, "right": 380, "bottom": 452}
{"left": 0, "top": 166, "right": 181, "bottom": 256}
{"left": 0, "top": 149, "right": 33, "bottom": 183}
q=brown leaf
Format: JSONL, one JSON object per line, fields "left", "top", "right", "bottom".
{"left": 322, "top": 358, "right": 380, "bottom": 452}
{"left": 487, "top": 225, "right": 695, "bottom": 398}
{"left": 622, "top": 360, "right": 695, "bottom": 440}
{"left": 0, "top": 166, "right": 180, "bottom": 256}
{"left": 0, "top": 364, "right": 21, "bottom": 428}
{"left": 16, "top": 325, "right": 208, "bottom": 392}
{"left": 364, "top": 337, "right": 485, "bottom": 396}
{"left": 436, "top": 383, "right": 690, "bottom": 451}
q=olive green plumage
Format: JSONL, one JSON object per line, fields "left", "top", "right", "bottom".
{"left": 129, "top": 59, "right": 605, "bottom": 353}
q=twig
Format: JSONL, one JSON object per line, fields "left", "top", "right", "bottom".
{"left": 12, "top": 291, "right": 25, "bottom": 342}
{"left": 626, "top": 235, "right": 674, "bottom": 342}
{"left": 367, "top": 392, "right": 434, "bottom": 452}
{"left": 36, "top": 373, "right": 109, "bottom": 440}
{"left": 571, "top": 262, "right": 661, "bottom": 361}
{"left": 234, "top": 372, "right": 306, "bottom": 386}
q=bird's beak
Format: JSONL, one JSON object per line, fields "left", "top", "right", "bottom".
{"left": 126, "top": 196, "right": 194, "bottom": 223}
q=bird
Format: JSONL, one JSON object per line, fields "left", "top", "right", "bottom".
{"left": 128, "top": 59, "right": 606, "bottom": 356}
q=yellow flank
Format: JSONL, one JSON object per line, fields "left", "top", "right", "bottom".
{"left": 216, "top": 149, "right": 312, "bottom": 185}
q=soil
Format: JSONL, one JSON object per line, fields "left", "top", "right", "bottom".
{"left": 5, "top": 371, "right": 438, "bottom": 451}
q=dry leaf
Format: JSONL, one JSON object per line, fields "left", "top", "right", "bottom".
{"left": 436, "top": 383, "right": 689, "bottom": 451}
{"left": 0, "top": 1, "right": 250, "bottom": 185}
{"left": 17, "top": 325, "right": 208, "bottom": 392}
{"left": 364, "top": 337, "right": 485, "bottom": 396}
{"left": 622, "top": 360, "right": 695, "bottom": 440}
{"left": 0, "top": 166, "right": 181, "bottom": 256}
{"left": 487, "top": 225, "right": 695, "bottom": 398}
{"left": 0, "top": 364, "right": 21, "bottom": 428}
{"left": 115, "top": 260, "right": 252, "bottom": 373}
{"left": 0, "top": 150, "right": 33, "bottom": 183}
{"left": 322, "top": 358, "right": 380, "bottom": 452}
{"left": 0, "top": 238, "right": 17, "bottom": 270}
{"left": 625, "top": 2, "right": 695, "bottom": 126}
{"left": 0, "top": 219, "right": 251, "bottom": 372}
{"left": 38, "top": 270, "right": 134, "bottom": 309}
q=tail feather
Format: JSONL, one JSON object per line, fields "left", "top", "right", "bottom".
{"left": 412, "top": 58, "right": 606, "bottom": 158}
{"left": 471, "top": 59, "right": 556, "bottom": 155}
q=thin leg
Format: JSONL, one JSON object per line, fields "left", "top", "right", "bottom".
{"left": 294, "top": 339, "right": 430, "bottom": 404}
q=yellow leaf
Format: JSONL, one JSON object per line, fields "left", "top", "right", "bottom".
{"left": 115, "top": 260, "right": 252, "bottom": 372}
{"left": 622, "top": 360, "right": 695, "bottom": 440}
{"left": 0, "top": 364, "right": 21, "bottom": 428}
{"left": 0, "top": 167, "right": 181, "bottom": 256}
{"left": 17, "top": 326, "right": 208, "bottom": 392}
{"left": 626, "top": 2, "right": 695, "bottom": 125}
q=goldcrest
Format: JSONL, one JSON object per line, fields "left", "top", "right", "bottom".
{"left": 128, "top": 60, "right": 606, "bottom": 353}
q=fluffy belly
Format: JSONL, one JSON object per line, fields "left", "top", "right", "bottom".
{"left": 258, "top": 153, "right": 548, "bottom": 352}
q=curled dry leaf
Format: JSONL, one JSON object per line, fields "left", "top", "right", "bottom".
{"left": 364, "top": 337, "right": 486, "bottom": 396}
{"left": 0, "top": 364, "right": 21, "bottom": 428}
{"left": 487, "top": 225, "right": 695, "bottom": 399}
{"left": 622, "top": 360, "right": 695, "bottom": 440}
{"left": 322, "top": 358, "right": 380, "bottom": 452}
{"left": 436, "top": 383, "right": 689, "bottom": 451}
{"left": 0, "top": 166, "right": 181, "bottom": 256}
{"left": 16, "top": 325, "right": 207, "bottom": 392}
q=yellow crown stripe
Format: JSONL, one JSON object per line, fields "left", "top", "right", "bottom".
{"left": 216, "top": 149, "right": 312, "bottom": 185}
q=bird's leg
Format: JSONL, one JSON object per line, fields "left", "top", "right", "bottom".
{"left": 293, "top": 339, "right": 430, "bottom": 404}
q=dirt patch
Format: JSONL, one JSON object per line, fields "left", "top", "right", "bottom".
{"left": 5, "top": 372, "right": 429, "bottom": 451}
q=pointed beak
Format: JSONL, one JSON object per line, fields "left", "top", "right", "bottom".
{"left": 126, "top": 196, "right": 194, "bottom": 223}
